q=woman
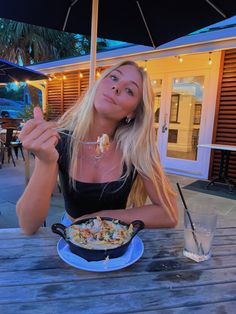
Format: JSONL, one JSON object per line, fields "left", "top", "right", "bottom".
{"left": 17, "top": 60, "right": 178, "bottom": 234}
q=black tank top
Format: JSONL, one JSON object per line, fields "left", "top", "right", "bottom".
{"left": 56, "top": 134, "right": 137, "bottom": 219}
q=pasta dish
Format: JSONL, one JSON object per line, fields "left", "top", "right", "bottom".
{"left": 66, "top": 217, "right": 134, "bottom": 250}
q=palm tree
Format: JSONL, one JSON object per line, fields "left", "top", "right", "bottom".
{"left": 0, "top": 19, "right": 109, "bottom": 106}
{"left": 0, "top": 19, "right": 80, "bottom": 65}
{"left": 0, "top": 19, "right": 109, "bottom": 65}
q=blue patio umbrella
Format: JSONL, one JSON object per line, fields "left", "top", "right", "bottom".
{"left": 0, "top": 0, "right": 236, "bottom": 47}
{"left": 1, "top": 0, "right": 235, "bottom": 84}
{"left": 0, "top": 58, "right": 48, "bottom": 83}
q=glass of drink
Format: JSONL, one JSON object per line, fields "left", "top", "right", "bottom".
{"left": 183, "top": 210, "right": 217, "bottom": 262}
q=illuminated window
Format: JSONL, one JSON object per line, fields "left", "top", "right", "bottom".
{"left": 170, "top": 94, "right": 179, "bottom": 123}
{"left": 194, "top": 103, "right": 202, "bottom": 124}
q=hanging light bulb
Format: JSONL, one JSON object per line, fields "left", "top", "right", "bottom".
{"left": 208, "top": 52, "right": 213, "bottom": 65}
{"left": 178, "top": 56, "right": 183, "bottom": 63}
{"left": 79, "top": 72, "right": 83, "bottom": 78}
{"left": 96, "top": 71, "right": 101, "bottom": 78}
{"left": 144, "top": 60, "right": 148, "bottom": 71}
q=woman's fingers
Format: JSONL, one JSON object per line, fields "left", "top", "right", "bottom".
{"left": 21, "top": 121, "right": 58, "bottom": 145}
{"left": 33, "top": 136, "right": 59, "bottom": 163}
{"left": 22, "top": 128, "right": 59, "bottom": 152}
{"left": 33, "top": 106, "right": 44, "bottom": 120}
{"left": 18, "top": 107, "right": 60, "bottom": 163}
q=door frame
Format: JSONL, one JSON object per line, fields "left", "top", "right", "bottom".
{"left": 157, "top": 68, "right": 218, "bottom": 178}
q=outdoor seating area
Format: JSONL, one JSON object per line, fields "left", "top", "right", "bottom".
{"left": 0, "top": 160, "right": 236, "bottom": 312}
{"left": 0, "top": 120, "right": 23, "bottom": 168}
{"left": 0, "top": 2, "right": 236, "bottom": 313}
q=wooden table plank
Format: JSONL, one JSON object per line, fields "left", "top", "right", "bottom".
{"left": 1, "top": 282, "right": 236, "bottom": 314}
{"left": 1, "top": 267, "right": 236, "bottom": 302}
{"left": 0, "top": 227, "right": 235, "bottom": 314}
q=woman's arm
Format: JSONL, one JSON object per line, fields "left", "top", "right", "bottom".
{"left": 16, "top": 159, "right": 58, "bottom": 234}
{"left": 77, "top": 176, "right": 179, "bottom": 228}
{"left": 16, "top": 107, "right": 60, "bottom": 234}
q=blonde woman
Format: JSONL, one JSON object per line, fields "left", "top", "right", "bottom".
{"left": 17, "top": 60, "right": 178, "bottom": 234}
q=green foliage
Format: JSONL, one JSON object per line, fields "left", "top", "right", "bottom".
{"left": 0, "top": 19, "right": 109, "bottom": 65}
{"left": 17, "top": 104, "right": 36, "bottom": 121}
{"left": 17, "top": 104, "right": 52, "bottom": 121}
{"left": 0, "top": 19, "right": 79, "bottom": 65}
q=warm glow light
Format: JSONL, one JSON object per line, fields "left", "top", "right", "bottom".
{"left": 25, "top": 80, "right": 30, "bottom": 84}
{"left": 44, "top": 81, "right": 47, "bottom": 84}
{"left": 96, "top": 71, "right": 101, "bottom": 78}
{"left": 14, "top": 81, "right": 19, "bottom": 86}
{"left": 178, "top": 56, "right": 183, "bottom": 63}
{"left": 49, "top": 77, "right": 52, "bottom": 81}
{"left": 144, "top": 60, "right": 147, "bottom": 71}
{"left": 63, "top": 75, "right": 67, "bottom": 80}
{"left": 79, "top": 72, "right": 83, "bottom": 78}
{"left": 208, "top": 52, "right": 213, "bottom": 65}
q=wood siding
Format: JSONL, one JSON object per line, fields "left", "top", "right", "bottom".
{"left": 211, "top": 49, "right": 236, "bottom": 180}
{"left": 46, "top": 67, "right": 107, "bottom": 120}
{"left": 46, "top": 69, "right": 89, "bottom": 120}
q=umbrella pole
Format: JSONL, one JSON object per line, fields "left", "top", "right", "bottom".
{"left": 89, "top": 0, "right": 99, "bottom": 88}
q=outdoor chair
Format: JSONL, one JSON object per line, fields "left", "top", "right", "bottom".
{"left": 1, "top": 128, "right": 25, "bottom": 167}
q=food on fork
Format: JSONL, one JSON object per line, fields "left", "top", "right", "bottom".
{"left": 96, "top": 133, "right": 110, "bottom": 155}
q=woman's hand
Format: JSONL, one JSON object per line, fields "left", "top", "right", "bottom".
{"left": 19, "top": 107, "right": 60, "bottom": 164}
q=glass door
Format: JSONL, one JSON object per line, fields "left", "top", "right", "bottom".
{"left": 158, "top": 72, "right": 210, "bottom": 177}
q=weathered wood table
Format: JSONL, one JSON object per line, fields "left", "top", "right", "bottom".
{"left": 1, "top": 227, "right": 236, "bottom": 313}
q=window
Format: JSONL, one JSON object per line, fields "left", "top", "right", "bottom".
{"left": 194, "top": 103, "right": 202, "bottom": 124}
{"left": 168, "top": 129, "right": 178, "bottom": 143}
{"left": 170, "top": 94, "right": 179, "bottom": 123}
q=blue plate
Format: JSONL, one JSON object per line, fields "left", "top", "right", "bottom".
{"left": 57, "top": 236, "right": 144, "bottom": 272}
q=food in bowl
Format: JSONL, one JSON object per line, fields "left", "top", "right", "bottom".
{"left": 66, "top": 216, "right": 134, "bottom": 250}
{"left": 52, "top": 217, "right": 144, "bottom": 261}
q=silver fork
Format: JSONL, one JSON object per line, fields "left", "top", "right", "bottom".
{"left": 56, "top": 130, "right": 98, "bottom": 145}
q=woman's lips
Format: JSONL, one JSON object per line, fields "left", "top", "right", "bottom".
{"left": 103, "top": 93, "right": 116, "bottom": 104}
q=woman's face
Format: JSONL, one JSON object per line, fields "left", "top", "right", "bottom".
{"left": 94, "top": 64, "right": 143, "bottom": 122}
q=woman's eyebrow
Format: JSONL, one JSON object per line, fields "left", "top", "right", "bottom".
{"left": 113, "top": 69, "right": 140, "bottom": 90}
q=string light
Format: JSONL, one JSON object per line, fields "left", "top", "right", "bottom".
{"left": 144, "top": 60, "right": 147, "bottom": 71}
{"left": 208, "top": 52, "right": 213, "bottom": 65}
{"left": 79, "top": 72, "right": 83, "bottom": 78}
{"left": 63, "top": 75, "right": 67, "bottom": 80}
{"left": 178, "top": 56, "right": 183, "bottom": 63}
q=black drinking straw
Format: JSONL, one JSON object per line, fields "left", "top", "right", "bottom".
{"left": 176, "top": 183, "right": 204, "bottom": 255}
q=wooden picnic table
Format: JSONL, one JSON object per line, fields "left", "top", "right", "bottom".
{"left": 0, "top": 226, "right": 236, "bottom": 313}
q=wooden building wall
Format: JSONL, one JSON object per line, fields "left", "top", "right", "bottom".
{"left": 46, "top": 69, "right": 89, "bottom": 120}
{"left": 45, "top": 67, "right": 106, "bottom": 120}
{"left": 210, "top": 49, "right": 236, "bottom": 180}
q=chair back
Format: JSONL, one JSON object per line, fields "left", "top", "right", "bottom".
{"left": 5, "top": 128, "right": 15, "bottom": 146}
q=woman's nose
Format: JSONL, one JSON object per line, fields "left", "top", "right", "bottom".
{"left": 112, "top": 85, "right": 120, "bottom": 95}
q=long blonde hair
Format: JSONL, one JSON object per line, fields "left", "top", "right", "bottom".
{"left": 58, "top": 60, "right": 176, "bottom": 222}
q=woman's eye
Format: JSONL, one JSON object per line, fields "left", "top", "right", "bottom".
{"left": 110, "top": 75, "right": 117, "bottom": 81}
{"left": 126, "top": 88, "right": 134, "bottom": 96}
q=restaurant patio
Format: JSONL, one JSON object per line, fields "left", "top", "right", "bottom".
{"left": 0, "top": 158, "right": 236, "bottom": 313}
{"left": 0, "top": 156, "right": 236, "bottom": 229}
